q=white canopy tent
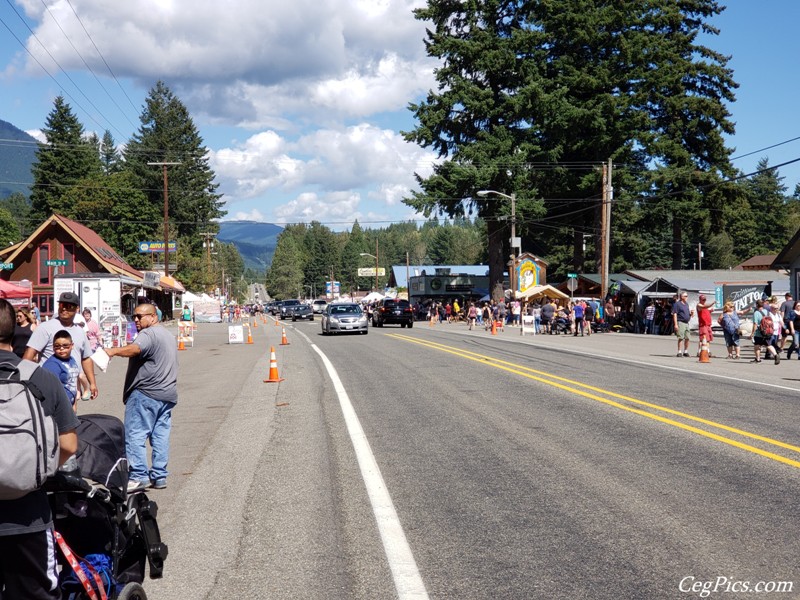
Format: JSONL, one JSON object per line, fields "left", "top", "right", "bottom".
{"left": 515, "top": 284, "right": 570, "bottom": 302}
{"left": 361, "top": 291, "right": 385, "bottom": 303}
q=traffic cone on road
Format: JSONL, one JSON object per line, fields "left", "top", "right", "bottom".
{"left": 264, "top": 346, "right": 284, "bottom": 383}
{"left": 253, "top": 318, "right": 258, "bottom": 328}
{"left": 699, "top": 337, "right": 710, "bottom": 363}
{"left": 280, "top": 327, "right": 290, "bottom": 346}
{"left": 274, "top": 318, "right": 279, "bottom": 327}
{"left": 491, "top": 320, "right": 497, "bottom": 335}
{"left": 246, "top": 326, "right": 253, "bottom": 344}
{"left": 177, "top": 337, "right": 186, "bottom": 351}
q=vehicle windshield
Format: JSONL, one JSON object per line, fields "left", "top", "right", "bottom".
{"left": 330, "top": 305, "right": 361, "bottom": 315}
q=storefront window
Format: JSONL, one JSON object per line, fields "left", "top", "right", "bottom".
{"left": 38, "top": 244, "right": 50, "bottom": 284}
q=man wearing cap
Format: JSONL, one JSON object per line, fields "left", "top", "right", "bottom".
{"left": 778, "top": 292, "right": 793, "bottom": 351}
{"left": 23, "top": 291, "right": 98, "bottom": 400}
{"left": 695, "top": 294, "right": 716, "bottom": 356}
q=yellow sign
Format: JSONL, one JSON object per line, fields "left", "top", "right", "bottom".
{"left": 357, "top": 268, "right": 386, "bottom": 277}
{"left": 517, "top": 259, "right": 539, "bottom": 294}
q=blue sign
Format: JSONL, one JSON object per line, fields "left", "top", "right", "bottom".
{"left": 138, "top": 241, "right": 177, "bottom": 253}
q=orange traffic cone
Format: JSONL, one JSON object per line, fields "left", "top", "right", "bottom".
{"left": 280, "top": 327, "right": 290, "bottom": 346}
{"left": 253, "top": 318, "right": 258, "bottom": 329}
{"left": 264, "top": 346, "right": 284, "bottom": 383}
{"left": 246, "top": 327, "right": 253, "bottom": 344}
{"left": 178, "top": 338, "right": 186, "bottom": 351}
{"left": 491, "top": 320, "right": 497, "bottom": 335}
{"left": 274, "top": 318, "right": 279, "bottom": 327}
{"left": 699, "top": 337, "right": 710, "bottom": 363}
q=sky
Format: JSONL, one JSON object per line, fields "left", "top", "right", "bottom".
{"left": 1, "top": 0, "right": 798, "bottom": 233}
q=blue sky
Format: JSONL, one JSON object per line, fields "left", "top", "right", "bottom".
{"left": 1, "top": 1, "right": 798, "bottom": 232}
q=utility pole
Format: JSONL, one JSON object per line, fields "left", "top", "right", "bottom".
{"left": 600, "top": 159, "right": 613, "bottom": 300}
{"left": 147, "top": 161, "right": 181, "bottom": 278}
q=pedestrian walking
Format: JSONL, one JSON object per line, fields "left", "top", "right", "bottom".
{"left": 695, "top": 295, "right": 716, "bottom": 356}
{"left": 750, "top": 299, "right": 780, "bottom": 364}
{"left": 106, "top": 303, "right": 179, "bottom": 492}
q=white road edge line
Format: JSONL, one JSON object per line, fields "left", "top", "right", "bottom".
{"left": 311, "top": 343, "right": 429, "bottom": 600}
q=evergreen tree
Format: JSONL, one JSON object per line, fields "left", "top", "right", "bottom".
{"left": 31, "top": 95, "right": 100, "bottom": 219}
{"left": 266, "top": 228, "right": 305, "bottom": 299}
{"left": 59, "top": 171, "right": 160, "bottom": 269}
{"left": 123, "top": 81, "right": 226, "bottom": 281}
{"left": 341, "top": 221, "right": 371, "bottom": 294}
{"left": 406, "top": 0, "right": 737, "bottom": 281}
{"left": 100, "top": 130, "right": 122, "bottom": 174}
{"left": 741, "top": 158, "right": 789, "bottom": 254}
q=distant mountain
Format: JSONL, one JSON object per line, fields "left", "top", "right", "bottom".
{"left": 217, "top": 220, "right": 283, "bottom": 272}
{"left": 0, "top": 119, "right": 37, "bottom": 199}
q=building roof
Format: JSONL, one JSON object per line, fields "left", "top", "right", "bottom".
{"left": 736, "top": 254, "right": 778, "bottom": 270}
{"left": 1, "top": 214, "right": 144, "bottom": 281}
{"left": 390, "top": 265, "right": 491, "bottom": 289}
{"left": 623, "top": 269, "right": 788, "bottom": 284}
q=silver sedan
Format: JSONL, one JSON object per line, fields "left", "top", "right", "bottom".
{"left": 321, "top": 303, "right": 368, "bottom": 335}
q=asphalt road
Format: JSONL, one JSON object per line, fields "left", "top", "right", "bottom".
{"left": 86, "top": 318, "right": 800, "bottom": 599}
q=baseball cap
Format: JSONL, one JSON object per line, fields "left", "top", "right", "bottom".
{"left": 58, "top": 291, "right": 80, "bottom": 306}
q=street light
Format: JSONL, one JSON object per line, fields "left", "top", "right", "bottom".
{"left": 477, "top": 190, "right": 518, "bottom": 296}
{"left": 360, "top": 240, "right": 380, "bottom": 292}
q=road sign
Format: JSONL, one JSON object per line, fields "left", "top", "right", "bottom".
{"left": 567, "top": 273, "right": 578, "bottom": 279}
{"left": 567, "top": 278, "right": 578, "bottom": 292}
{"left": 0, "top": 262, "right": 13, "bottom": 270}
{"left": 46, "top": 260, "right": 68, "bottom": 267}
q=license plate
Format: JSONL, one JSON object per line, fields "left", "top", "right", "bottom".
{"left": 345, "top": 325, "right": 353, "bottom": 329}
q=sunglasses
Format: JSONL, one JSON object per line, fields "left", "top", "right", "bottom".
{"left": 133, "top": 313, "right": 154, "bottom": 320}
{"left": 53, "top": 343, "right": 73, "bottom": 350}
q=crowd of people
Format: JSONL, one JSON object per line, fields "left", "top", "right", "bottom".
{"left": 412, "top": 296, "right": 613, "bottom": 335}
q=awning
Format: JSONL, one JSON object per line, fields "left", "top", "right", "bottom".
{"left": 159, "top": 276, "right": 185, "bottom": 293}
{"left": 515, "top": 284, "right": 570, "bottom": 302}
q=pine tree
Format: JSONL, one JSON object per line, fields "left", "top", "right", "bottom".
{"left": 124, "top": 81, "right": 226, "bottom": 276}
{"left": 100, "top": 130, "right": 122, "bottom": 174}
{"left": 31, "top": 96, "right": 100, "bottom": 219}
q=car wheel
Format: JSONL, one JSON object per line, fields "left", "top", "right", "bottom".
{"left": 292, "top": 316, "right": 296, "bottom": 322}
{"left": 408, "top": 320, "right": 413, "bottom": 328}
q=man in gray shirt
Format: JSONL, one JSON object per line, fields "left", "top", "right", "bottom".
{"left": 106, "top": 302, "right": 178, "bottom": 492}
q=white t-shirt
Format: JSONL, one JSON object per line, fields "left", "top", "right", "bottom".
{"left": 27, "top": 318, "right": 93, "bottom": 364}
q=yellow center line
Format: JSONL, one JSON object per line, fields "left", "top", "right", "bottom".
{"left": 388, "top": 334, "right": 800, "bottom": 470}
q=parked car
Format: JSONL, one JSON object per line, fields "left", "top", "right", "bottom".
{"left": 279, "top": 299, "right": 301, "bottom": 319}
{"left": 291, "top": 304, "right": 314, "bottom": 321}
{"left": 321, "top": 303, "right": 368, "bottom": 335}
{"left": 312, "top": 299, "right": 328, "bottom": 314}
{"left": 372, "top": 298, "right": 414, "bottom": 328}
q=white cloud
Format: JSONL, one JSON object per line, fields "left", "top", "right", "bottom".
{"left": 272, "top": 191, "right": 364, "bottom": 228}
{"left": 20, "top": 0, "right": 438, "bottom": 126}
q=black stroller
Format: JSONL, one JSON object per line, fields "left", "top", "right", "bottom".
{"left": 46, "top": 414, "right": 168, "bottom": 600}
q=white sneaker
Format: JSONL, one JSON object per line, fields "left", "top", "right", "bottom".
{"left": 127, "top": 480, "right": 148, "bottom": 494}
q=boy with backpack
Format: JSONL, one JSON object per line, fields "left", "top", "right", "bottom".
{"left": 0, "top": 299, "right": 79, "bottom": 599}
{"left": 42, "top": 330, "right": 80, "bottom": 414}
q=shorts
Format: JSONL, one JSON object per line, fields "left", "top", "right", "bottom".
{"left": 698, "top": 325, "right": 713, "bottom": 342}
{"left": 723, "top": 331, "right": 740, "bottom": 347}
{"left": 674, "top": 322, "right": 690, "bottom": 340}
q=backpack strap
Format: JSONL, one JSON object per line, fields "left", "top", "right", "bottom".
{"left": 16, "top": 359, "right": 38, "bottom": 382}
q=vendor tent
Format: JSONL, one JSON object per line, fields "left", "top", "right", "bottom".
{"left": 361, "top": 291, "right": 385, "bottom": 303}
{"left": 515, "top": 284, "right": 569, "bottom": 302}
{"left": 0, "top": 280, "right": 31, "bottom": 299}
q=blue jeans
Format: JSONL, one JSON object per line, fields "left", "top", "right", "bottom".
{"left": 125, "top": 389, "right": 176, "bottom": 483}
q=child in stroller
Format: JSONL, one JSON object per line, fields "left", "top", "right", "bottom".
{"left": 46, "top": 414, "right": 167, "bottom": 600}
{"left": 551, "top": 313, "right": 572, "bottom": 335}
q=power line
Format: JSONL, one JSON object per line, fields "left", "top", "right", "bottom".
{"left": 37, "top": 0, "right": 138, "bottom": 132}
